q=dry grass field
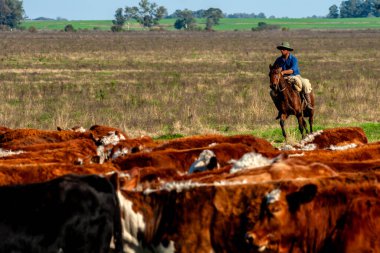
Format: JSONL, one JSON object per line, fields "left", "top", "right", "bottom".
{"left": 0, "top": 30, "right": 379, "bottom": 143}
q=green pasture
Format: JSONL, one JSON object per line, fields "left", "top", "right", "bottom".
{"left": 21, "top": 17, "right": 380, "bottom": 31}
{"left": 156, "top": 122, "right": 380, "bottom": 144}
{"left": 20, "top": 20, "right": 114, "bottom": 31}
{"left": 250, "top": 122, "right": 380, "bottom": 145}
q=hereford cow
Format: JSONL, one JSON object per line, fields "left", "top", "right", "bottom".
{"left": 245, "top": 180, "right": 380, "bottom": 253}
{"left": 0, "top": 174, "right": 123, "bottom": 253}
{"left": 115, "top": 142, "right": 278, "bottom": 173}
{"left": 152, "top": 134, "right": 277, "bottom": 153}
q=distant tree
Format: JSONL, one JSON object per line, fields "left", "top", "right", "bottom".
{"left": 112, "top": 8, "right": 125, "bottom": 31}
{"left": 257, "top": 12, "right": 266, "bottom": 18}
{"left": 124, "top": 0, "right": 167, "bottom": 28}
{"left": 113, "top": 8, "right": 126, "bottom": 26}
{"left": 339, "top": 0, "right": 379, "bottom": 17}
{"left": 173, "top": 9, "right": 196, "bottom": 30}
{"left": 167, "top": 9, "right": 181, "bottom": 18}
{"left": 375, "top": 0, "right": 380, "bottom": 15}
{"left": 366, "top": 0, "right": 380, "bottom": 16}
{"left": 203, "top": 8, "right": 224, "bottom": 30}
{"left": 327, "top": 4, "right": 339, "bottom": 18}
{"left": 0, "top": 0, "right": 24, "bottom": 28}
{"left": 193, "top": 9, "right": 206, "bottom": 18}
{"left": 339, "top": 0, "right": 352, "bottom": 17}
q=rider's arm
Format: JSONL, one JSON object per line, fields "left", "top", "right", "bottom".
{"left": 286, "top": 56, "right": 300, "bottom": 76}
{"left": 281, "top": 69, "right": 294, "bottom": 75}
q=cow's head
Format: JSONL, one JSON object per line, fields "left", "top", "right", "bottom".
{"left": 245, "top": 184, "right": 317, "bottom": 252}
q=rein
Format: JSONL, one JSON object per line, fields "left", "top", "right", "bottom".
{"left": 278, "top": 76, "right": 296, "bottom": 112}
{"left": 279, "top": 86, "right": 286, "bottom": 92}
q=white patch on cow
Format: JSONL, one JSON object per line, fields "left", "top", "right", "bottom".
{"left": 258, "top": 245, "right": 267, "bottom": 252}
{"left": 288, "top": 153, "right": 305, "bottom": 157}
{"left": 301, "top": 143, "right": 317, "bottom": 151}
{"left": 280, "top": 144, "right": 296, "bottom": 151}
{"left": 327, "top": 143, "right": 357, "bottom": 151}
{"left": 96, "top": 145, "right": 108, "bottom": 164}
{"left": 161, "top": 181, "right": 207, "bottom": 193}
{"left": 100, "top": 131, "right": 125, "bottom": 146}
{"left": 266, "top": 189, "right": 281, "bottom": 204}
{"left": 0, "top": 148, "right": 24, "bottom": 157}
{"left": 111, "top": 147, "right": 129, "bottom": 159}
{"left": 229, "top": 152, "right": 273, "bottom": 174}
{"left": 73, "top": 126, "right": 86, "bottom": 133}
{"left": 188, "top": 149, "right": 219, "bottom": 174}
{"left": 117, "top": 192, "right": 146, "bottom": 250}
{"left": 144, "top": 179, "right": 252, "bottom": 195}
{"left": 215, "top": 180, "right": 248, "bottom": 186}
{"left": 208, "top": 142, "right": 218, "bottom": 147}
{"left": 300, "top": 130, "right": 323, "bottom": 145}
{"left": 279, "top": 130, "right": 323, "bottom": 151}
{"left": 279, "top": 143, "right": 317, "bottom": 151}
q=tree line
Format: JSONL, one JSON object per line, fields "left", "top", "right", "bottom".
{"left": 112, "top": 0, "right": 224, "bottom": 31}
{"left": 1, "top": 0, "right": 380, "bottom": 30}
{"left": 328, "top": 0, "right": 380, "bottom": 18}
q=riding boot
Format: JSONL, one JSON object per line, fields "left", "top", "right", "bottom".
{"left": 304, "top": 93, "right": 313, "bottom": 110}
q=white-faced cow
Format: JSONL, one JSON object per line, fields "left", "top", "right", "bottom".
{"left": 245, "top": 181, "right": 380, "bottom": 253}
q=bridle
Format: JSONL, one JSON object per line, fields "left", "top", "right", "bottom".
{"left": 270, "top": 67, "right": 287, "bottom": 92}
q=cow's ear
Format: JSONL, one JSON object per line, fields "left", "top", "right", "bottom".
{"left": 286, "top": 184, "right": 317, "bottom": 212}
{"left": 269, "top": 64, "right": 272, "bottom": 69}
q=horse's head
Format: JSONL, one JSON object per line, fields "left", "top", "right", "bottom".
{"left": 269, "top": 64, "right": 283, "bottom": 91}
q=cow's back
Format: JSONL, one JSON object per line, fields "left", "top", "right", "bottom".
{"left": 0, "top": 174, "right": 122, "bottom": 253}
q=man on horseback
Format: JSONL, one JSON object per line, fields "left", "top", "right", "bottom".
{"left": 273, "top": 41, "right": 313, "bottom": 110}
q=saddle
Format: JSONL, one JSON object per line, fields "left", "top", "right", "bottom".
{"left": 284, "top": 76, "right": 303, "bottom": 92}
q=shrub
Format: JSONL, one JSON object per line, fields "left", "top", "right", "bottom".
{"left": 28, "top": 26, "right": 37, "bottom": 33}
{"left": 111, "top": 25, "right": 123, "bottom": 32}
{"left": 64, "top": 24, "right": 75, "bottom": 32}
{"left": 251, "top": 22, "right": 280, "bottom": 31}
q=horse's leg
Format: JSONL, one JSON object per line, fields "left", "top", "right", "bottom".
{"left": 270, "top": 90, "right": 281, "bottom": 120}
{"left": 280, "top": 115, "right": 287, "bottom": 141}
{"left": 309, "top": 113, "right": 314, "bottom": 133}
{"left": 297, "top": 115, "right": 305, "bottom": 139}
{"left": 302, "top": 117, "right": 309, "bottom": 134}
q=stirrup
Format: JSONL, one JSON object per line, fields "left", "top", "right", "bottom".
{"left": 306, "top": 104, "right": 314, "bottom": 110}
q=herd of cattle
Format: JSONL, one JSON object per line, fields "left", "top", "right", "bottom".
{"left": 0, "top": 124, "right": 379, "bottom": 253}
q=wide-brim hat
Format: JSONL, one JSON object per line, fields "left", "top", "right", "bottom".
{"left": 277, "top": 41, "right": 293, "bottom": 51}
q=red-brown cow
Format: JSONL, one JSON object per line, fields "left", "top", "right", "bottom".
{"left": 245, "top": 180, "right": 380, "bottom": 253}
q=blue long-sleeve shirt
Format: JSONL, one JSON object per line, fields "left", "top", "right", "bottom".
{"left": 273, "top": 54, "right": 300, "bottom": 76}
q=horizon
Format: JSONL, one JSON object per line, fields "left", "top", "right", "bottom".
{"left": 23, "top": 0, "right": 343, "bottom": 21}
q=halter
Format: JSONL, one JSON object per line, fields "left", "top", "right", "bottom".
{"left": 269, "top": 67, "right": 287, "bottom": 93}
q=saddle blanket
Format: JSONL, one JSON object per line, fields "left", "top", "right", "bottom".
{"left": 286, "top": 75, "right": 312, "bottom": 94}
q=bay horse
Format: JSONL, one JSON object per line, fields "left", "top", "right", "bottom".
{"left": 269, "top": 64, "right": 314, "bottom": 140}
